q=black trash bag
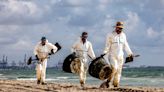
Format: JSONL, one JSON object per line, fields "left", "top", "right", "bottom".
{"left": 89, "top": 54, "right": 112, "bottom": 80}
{"left": 62, "top": 53, "right": 77, "bottom": 73}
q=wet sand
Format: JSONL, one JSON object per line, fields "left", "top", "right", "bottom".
{"left": 0, "top": 80, "right": 163, "bottom": 92}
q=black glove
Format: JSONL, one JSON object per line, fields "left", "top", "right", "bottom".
{"left": 35, "top": 55, "right": 39, "bottom": 60}
{"left": 125, "top": 55, "right": 133, "bottom": 63}
{"left": 100, "top": 54, "right": 106, "bottom": 58}
{"left": 49, "top": 49, "right": 54, "bottom": 55}
{"left": 72, "top": 52, "right": 76, "bottom": 56}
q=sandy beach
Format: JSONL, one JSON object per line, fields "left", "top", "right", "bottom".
{"left": 0, "top": 80, "right": 163, "bottom": 92}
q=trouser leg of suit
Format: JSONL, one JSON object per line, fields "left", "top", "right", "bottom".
{"left": 104, "top": 55, "right": 117, "bottom": 82}
{"left": 36, "top": 63, "right": 42, "bottom": 81}
{"left": 112, "top": 57, "right": 124, "bottom": 87}
{"left": 41, "top": 59, "right": 47, "bottom": 83}
{"left": 79, "top": 59, "right": 88, "bottom": 86}
{"left": 99, "top": 55, "right": 117, "bottom": 88}
{"left": 36, "top": 59, "right": 47, "bottom": 83}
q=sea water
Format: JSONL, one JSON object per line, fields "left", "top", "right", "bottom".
{"left": 0, "top": 67, "right": 164, "bottom": 87}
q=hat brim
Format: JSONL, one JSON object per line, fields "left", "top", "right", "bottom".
{"left": 115, "top": 26, "right": 123, "bottom": 28}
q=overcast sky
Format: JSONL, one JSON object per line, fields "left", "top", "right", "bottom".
{"left": 0, "top": 0, "right": 163, "bottom": 67}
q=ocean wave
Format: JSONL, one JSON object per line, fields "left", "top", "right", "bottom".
{"left": 0, "top": 74, "right": 3, "bottom": 76}
{"left": 17, "top": 78, "right": 36, "bottom": 81}
{"left": 17, "top": 76, "right": 35, "bottom": 79}
{"left": 17, "top": 78, "right": 61, "bottom": 81}
{"left": 56, "top": 76, "right": 69, "bottom": 79}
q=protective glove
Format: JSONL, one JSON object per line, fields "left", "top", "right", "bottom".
{"left": 49, "top": 49, "right": 54, "bottom": 55}
{"left": 125, "top": 54, "right": 133, "bottom": 63}
{"left": 72, "top": 52, "right": 76, "bottom": 55}
{"left": 100, "top": 53, "right": 106, "bottom": 58}
{"left": 129, "top": 54, "right": 133, "bottom": 57}
{"left": 35, "top": 55, "right": 39, "bottom": 60}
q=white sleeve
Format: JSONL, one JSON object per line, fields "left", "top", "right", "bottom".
{"left": 103, "top": 34, "right": 112, "bottom": 54}
{"left": 88, "top": 42, "right": 96, "bottom": 59}
{"left": 48, "top": 43, "right": 58, "bottom": 53}
{"left": 124, "top": 34, "right": 133, "bottom": 55}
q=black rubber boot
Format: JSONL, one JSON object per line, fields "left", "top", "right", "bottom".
{"left": 37, "top": 80, "right": 40, "bottom": 84}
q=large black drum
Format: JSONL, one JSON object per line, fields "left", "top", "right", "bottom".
{"left": 62, "top": 53, "right": 81, "bottom": 74}
{"left": 89, "top": 56, "right": 112, "bottom": 80}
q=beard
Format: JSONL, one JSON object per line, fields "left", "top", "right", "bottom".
{"left": 82, "top": 38, "right": 86, "bottom": 43}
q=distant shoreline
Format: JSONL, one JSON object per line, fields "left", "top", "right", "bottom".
{"left": 0, "top": 66, "right": 164, "bottom": 70}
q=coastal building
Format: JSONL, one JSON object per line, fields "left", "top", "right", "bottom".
{"left": 0, "top": 55, "right": 8, "bottom": 69}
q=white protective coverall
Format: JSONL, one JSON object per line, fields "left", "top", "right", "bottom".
{"left": 104, "top": 31, "right": 133, "bottom": 87}
{"left": 34, "top": 40, "right": 57, "bottom": 83}
{"left": 72, "top": 38, "right": 96, "bottom": 86}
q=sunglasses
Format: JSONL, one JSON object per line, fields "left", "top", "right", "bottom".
{"left": 118, "top": 28, "right": 123, "bottom": 30}
{"left": 81, "top": 35, "right": 88, "bottom": 38}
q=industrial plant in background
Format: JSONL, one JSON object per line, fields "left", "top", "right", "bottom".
{"left": 0, "top": 54, "right": 36, "bottom": 70}
{"left": 0, "top": 54, "right": 63, "bottom": 70}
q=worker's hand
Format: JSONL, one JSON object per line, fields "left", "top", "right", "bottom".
{"left": 100, "top": 53, "right": 106, "bottom": 58}
{"left": 72, "top": 52, "right": 76, "bottom": 55}
{"left": 128, "top": 54, "right": 133, "bottom": 57}
{"left": 125, "top": 54, "right": 133, "bottom": 63}
{"left": 100, "top": 54, "right": 104, "bottom": 58}
{"left": 35, "top": 55, "right": 39, "bottom": 60}
{"left": 49, "top": 49, "right": 54, "bottom": 55}
{"left": 51, "top": 49, "right": 55, "bottom": 54}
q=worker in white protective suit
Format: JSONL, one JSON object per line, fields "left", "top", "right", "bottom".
{"left": 71, "top": 32, "right": 96, "bottom": 88}
{"left": 34, "top": 37, "right": 58, "bottom": 85}
{"left": 100, "top": 22, "right": 133, "bottom": 88}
